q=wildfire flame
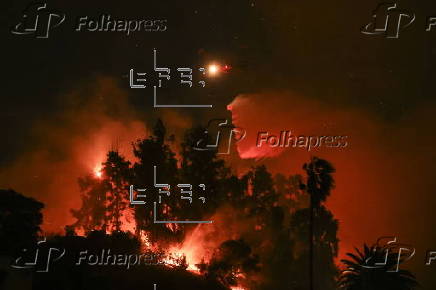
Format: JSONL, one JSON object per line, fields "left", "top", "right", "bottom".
{"left": 93, "top": 165, "right": 102, "bottom": 179}
{"left": 165, "top": 245, "right": 201, "bottom": 273}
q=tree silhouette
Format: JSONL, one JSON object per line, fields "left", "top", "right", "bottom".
{"left": 303, "top": 157, "right": 335, "bottom": 207}
{"left": 0, "top": 189, "right": 44, "bottom": 255}
{"left": 102, "top": 150, "right": 132, "bottom": 232}
{"left": 289, "top": 156, "right": 338, "bottom": 290}
{"left": 200, "top": 239, "right": 259, "bottom": 288}
{"left": 242, "top": 165, "right": 279, "bottom": 233}
{"left": 71, "top": 151, "right": 132, "bottom": 234}
{"left": 247, "top": 165, "right": 277, "bottom": 213}
{"left": 132, "top": 119, "right": 179, "bottom": 243}
{"left": 274, "top": 173, "right": 307, "bottom": 214}
{"left": 71, "top": 174, "right": 108, "bottom": 233}
{"left": 179, "top": 126, "right": 229, "bottom": 222}
{"left": 65, "top": 125, "right": 349, "bottom": 290}
{"left": 339, "top": 243, "right": 418, "bottom": 290}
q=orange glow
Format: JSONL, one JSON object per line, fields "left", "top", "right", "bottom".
{"left": 162, "top": 224, "right": 219, "bottom": 273}
{"left": 93, "top": 165, "right": 102, "bottom": 178}
{"left": 209, "top": 64, "right": 218, "bottom": 73}
{"left": 120, "top": 211, "right": 136, "bottom": 234}
{"left": 208, "top": 64, "right": 219, "bottom": 76}
{"left": 165, "top": 244, "right": 201, "bottom": 272}
{"left": 138, "top": 231, "right": 152, "bottom": 249}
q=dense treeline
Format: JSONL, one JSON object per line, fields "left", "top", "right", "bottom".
{"left": 0, "top": 119, "right": 417, "bottom": 290}
{"left": 69, "top": 119, "right": 339, "bottom": 290}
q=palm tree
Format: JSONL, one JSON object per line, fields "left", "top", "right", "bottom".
{"left": 303, "top": 157, "right": 336, "bottom": 290}
{"left": 303, "top": 157, "right": 335, "bottom": 207}
{"left": 339, "top": 242, "right": 418, "bottom": 290}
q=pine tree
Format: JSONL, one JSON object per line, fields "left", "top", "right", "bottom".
{"left": 132, "top": 119, "right": 179, "bottom": 243}
{"left": 71, "top": 174, "right": 107, "bottom": 233}
{"left": 179, "top": 126, "right": 231, "bottom": 224}
{"left": 102, "top": 150, "right": 132, "bottom": 232}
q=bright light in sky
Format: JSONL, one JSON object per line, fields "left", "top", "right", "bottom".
{"left": 208, "top": 64, "right": 219, "bottom": 75}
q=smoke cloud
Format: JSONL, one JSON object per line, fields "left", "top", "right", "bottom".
{"left": 0, "top": 77, "right": 150, "bottom": 233}
{"left": 228, "top": 91, "right": 436, "bottom": 285}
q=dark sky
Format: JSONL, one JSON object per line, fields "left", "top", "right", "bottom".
{"left": 3, "top": 0, "right": 436, "bottom": 288}
{"left": 3, "top": 0, "right": 436, "bottom": 153}
{"left": 3, "top": 0, "right": 435, "bottom": 166}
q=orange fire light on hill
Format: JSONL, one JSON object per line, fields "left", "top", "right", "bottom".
{"left": 165, "top": 244, "right": 201, "bottom": 272}
{"left": 93, "top": 165, "right": 103, "bottom": 179}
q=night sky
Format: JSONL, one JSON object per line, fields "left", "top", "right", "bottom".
{"left": 3, "top": 0, "right": 436, "bottom": 288}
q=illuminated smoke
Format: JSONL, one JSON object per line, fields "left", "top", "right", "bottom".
{"left": 0, "top": 76, "right": 149, "bottom": 233}
{"left": 165, "top": 205, "right": 257, "bottom": 273}
{"left": 227, "top": 91, "right": 436, "bottom": 269}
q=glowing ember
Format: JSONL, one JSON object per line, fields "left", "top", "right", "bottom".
{"left": 140, "top": 231, "right": 152, "bottom": 249}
